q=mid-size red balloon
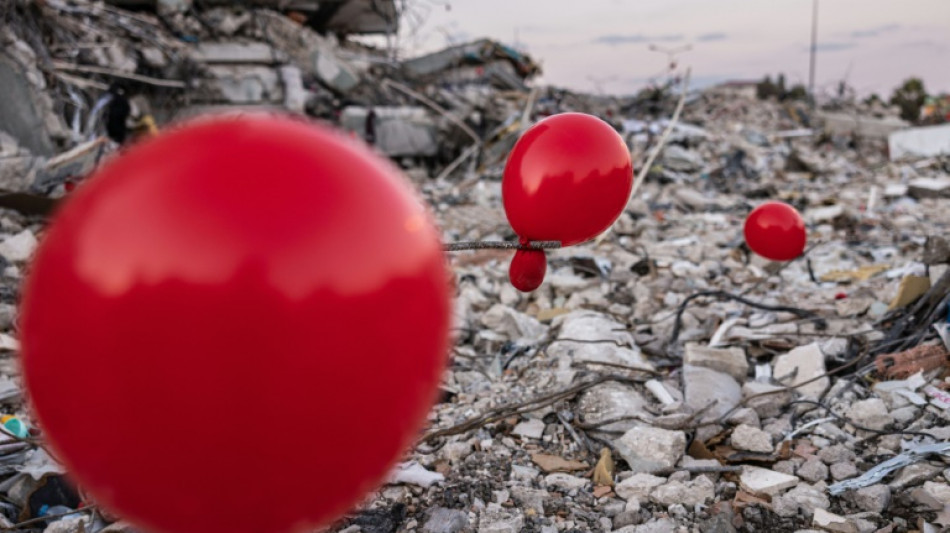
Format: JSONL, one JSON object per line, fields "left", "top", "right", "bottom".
{"left": 509, "top": 249, "right": 547, "bottom": 292}
{"left": 20, "top": 115, "right": 452, "bottom": 533}
{"left": 502, "top": 113, "right": 633, "bottom": 246}
{"left": 743, "top": 201, "right": 807, "bottom": 261}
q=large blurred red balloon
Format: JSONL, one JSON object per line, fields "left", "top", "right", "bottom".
{"left": 743, "top": 201, "right": 807, "bottom": 261}
{"left": 508, "top": 249, "right": 546, "bottom": 292}
{"left": 502, "top": 113, "right": 633, "bottom": 246}
{"left": 20, "top": 115, "right": 452, "bottom": 533}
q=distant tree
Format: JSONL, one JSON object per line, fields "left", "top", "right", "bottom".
{"left": 776, "top": 74, "right": 787, "bottom": 98}
{"left": 785, "top": 84, "right": 808, "bottom": 101}
{"left": 757, "top": 76, "right": 777, "bottom": 100}
{"left": 863, "top": 93, "right": 883, "bottom": 106}
{"left": 890, "top": 77, "right": 928, "bottom": 122}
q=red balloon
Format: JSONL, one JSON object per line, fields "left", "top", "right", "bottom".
{"left": 743, "top": 201, "right": 807, "bottom": 261}
{"left": 508, "top": 249, "right": 547, "bottom": 292}
{"left": 20, "top": 115, "right": 452, "bottom": 533}
{"left": 502, "top": 113, "right": 633, "bottom": 246}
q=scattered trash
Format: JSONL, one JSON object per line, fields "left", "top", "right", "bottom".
{"left": 829, "top": 442, "right": 950, "bottom": 495}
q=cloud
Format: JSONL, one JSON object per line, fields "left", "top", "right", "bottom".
{"left": 851, "top": 24, "right": 900, "bottom": 38}
{"left": 812, "top": 41, "right": 857, "bottom": 52}
{"left": 592, "top": 33, "right": 684, "bottom": 46}
{"left": 697, "top": 32, "right": 728, "bottom": 42}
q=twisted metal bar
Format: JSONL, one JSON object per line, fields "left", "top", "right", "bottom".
{"left": 443, "top": 240, "right": 561, "bottom": 252}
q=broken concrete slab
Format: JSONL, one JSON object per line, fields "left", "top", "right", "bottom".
{"left": 683, "top": 342, "right": 749, "bottom": 381}
{"left": 739, "top": 466, "right": 799, "bottom": 497}
{"left": 888, "top": 123, "right": 950, "bottom": 160}
{"left": 548, "top": 311, "right": 653, "bottom": 370}
{"left": 683, "top": 365, "right": 741, "bottom": 421}
{"left": 577, "top": 382, "right": 648, "bottom": 433}
{"left": 615, "top": 473, "right": 666, "bottom": 502}
{"left": 772, "top": 343, "right": 829, "bottom": 400}
{"left": 613, "top": 426, "right": 686, "bottom": 474}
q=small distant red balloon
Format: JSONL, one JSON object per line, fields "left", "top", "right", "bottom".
{"left": 502, "top": 113, "right": 633, "bottom": 246}
{"left": 509, "top": 249, "right": 547, "bottom": 292}
{"left": 743, "top": 201, "right": 807, "bottom": 261}
{"left": 20, "top": 114, "right": 452, "bottom": 533}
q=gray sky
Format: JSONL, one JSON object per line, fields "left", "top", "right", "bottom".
{"left": 395, "top": 0, "right": 950, "bottom": 97}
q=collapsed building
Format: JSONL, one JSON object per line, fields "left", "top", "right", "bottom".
{"left": 0, "top": 0, "right": 543, "bottom": 198}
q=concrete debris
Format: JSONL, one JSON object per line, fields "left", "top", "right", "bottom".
{"left": 577, "top": 382, "right": 648, "bottom": 433}
{"left": 683, "top": 342, "right": 749, "bottom": 381}
{"left": 613, "top": 426, "right": 686, "bottom": 474}
{"left": 615, "top": 473, "right": 666, "bottom": 502}
{"left": 772, "top": 343, "right": 829, "bottom": 400}
{"left": 797, "top": 458, "right": 829, "bottom": 483}
{"left": 511, "top": 418, "right": 545, "bottom": 440}
{"left": 477, "top": 506, "right": 523, "bottom": 533}
{"left": 739, "top": 466, "right": 799, "bottom": 497}
{"left": 845, "top": 398, "right": 893, "bottom": 431}
{"left": 651, "top": 476, "right": 715, "bottom": 507}
{"left": 889, "top": 123, "right": 950, "bottom": 160}
{"left": 849, "top": 485, "right": 891, "bottom": 513}
{"left": 812, "top": 508, "right": 857, "bottom": 533}
{"left": 683, "top": 365, "right": 741, "bottom": 421}
{"left": 730, "top": 424, "right": 774, "bottom": 453}
{"left": 388, "top": 461, "right": 444, "bottom": 488}
{"left": 422, "top": 507, "right": 470, "bottom": 533}
{"left": 772, "top": 483, "right": 831, "bottom": 518}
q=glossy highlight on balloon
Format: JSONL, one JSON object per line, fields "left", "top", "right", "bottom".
{"left": 743, "top": 201, "right": 807, "bottom": 261}
{"left": 509, "top": 249, "right": 547, "bottom": 292}
{"left": 502, "top": 113, "right": 633, "bottom": 246}
{"left": 20, "top": 114, "right": 452, "bottom": 533}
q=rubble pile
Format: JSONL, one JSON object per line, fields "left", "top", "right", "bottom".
{"left": 2, "top": 1, "right": 950, "bottom": 532}
{"left": 0, "top": 0, "right": 548, "bottom": 193}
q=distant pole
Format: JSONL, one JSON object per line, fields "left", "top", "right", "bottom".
{"left": 808, "top": 0, "right": 819, "bottom": 107}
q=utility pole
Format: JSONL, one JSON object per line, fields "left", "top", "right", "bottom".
{"left": 808, "top": 0, "right": 819, "bottom": 107}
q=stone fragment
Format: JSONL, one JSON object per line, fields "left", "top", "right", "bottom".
{"left": 577, "top": 382, "right": 648, "bottom": 432}
{"left": 478, "top": 506, "right": 523, "bottom": 533}
{"left": 511, "top": 419, "right": 545, "bottom": 440}
{"left": 846, "top": 398, "right": 893, "bottom": 431}
{"left": 771, "top": 483, "right": 831, "bottom": 517}
{"left": 797, "top": 458, "right": 829, "bottom": 483}
{"left": 613, "top": 426, "right": 686, "bottom": 474}
{"left": 813, "top": 508, "right": 857, "bottom": 533}
{"left": 615, "top": 473, "right": 666, "bottom": 501}
{"left": 0, "top": 230, "right": 36, "bottom": 262}
{"left": 548, "top": 312, "right": 652, "bottom": 369}
{"left": 651, "top": 476, "right": 715, "bottom": 507}
{"left": 509, "top": 487, "right": 546, "bottom": 514}
{"left": 544, "top": 473, "right": 589, "bottom": 491}
{"left": 683, "top": 342, "right": 749, "bottom": 380}
{"left": 683, "top": 365, "right": 741, "bottom": 421}
{"left": 818, "top": 444, "right": 857, "bottom": 465}
{"left": 423, "top": 508, "right": 470, "bottom": 533}
{"left": 739, "top": 466, "right": 798, "bottom": 497}
{"left": 830, "top": 462, "right": 858, "bottom": 481}
{"left": 730, "top": 424, "right": 773, "bottom": 453}
{"left": 911, "top": 481, "right": 950, "bottom": 510}
{"left": 772, "top": 343, "right": 829, "bottom": 400}
{"left": 725, "top": 407, "right": 760, "bottom": 428}
{"left": 850, "top": 485, "right": 890, "bottom": 513}
{"left": 742, "top": 381, "right": 794, "bottom": 418}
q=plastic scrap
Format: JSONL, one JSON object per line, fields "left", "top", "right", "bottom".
{"left": 829, "top": 441, "right": 950, "bottom": 495}
{"left": 0, "top": 416, "right": 28, "bottom": 439}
